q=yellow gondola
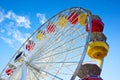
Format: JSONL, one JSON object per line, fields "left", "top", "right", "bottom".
{"left": 87, "top": 41, "right": 109, "bottom": 60}
{"left": 78, "top": 12, "right": 87, "bottom": 26}
{"left": 36, "top": 30, "right": 45, "bottom": 41}
{"left": 57, "top": 14, "right": 68, "bottom": 27}
{"left": 17, "top": 58, "right": 24, "bottom": 63}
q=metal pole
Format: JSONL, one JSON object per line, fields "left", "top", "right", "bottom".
{"left": 100, "top": 59, "right": 104, "bottom": 68}
{"left": 21, "top": 61, "right": 27, "bottom": 80}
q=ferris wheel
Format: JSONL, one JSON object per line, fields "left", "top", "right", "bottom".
{"left": 0, "top": 7, "right": 109, "bottom": 80}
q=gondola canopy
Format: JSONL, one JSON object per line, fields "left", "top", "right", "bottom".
{"left": 77, "top": 63, "right": 101, "bottom": 78}
{"left": 8, "top": 64, "right": 16, "bottom": 69}
{"left": 91, "top": 15, "right": 101, "bottom": 21}
{"left": 90, "top": 32, "right": 107, "bottom": 42}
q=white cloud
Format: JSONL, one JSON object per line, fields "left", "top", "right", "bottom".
{"left": 0, "top": 36, "right": 13, "bottom": 45}
{"left": 0, "top": 29, "right": 31, "bottom": 49}
{"left": 0, "top": 36, "right": 20, "bottom": 50}
{"left": 6, "top": 11, "right": 31, "bottom": 28}
{"left": 5, "top": 22, "right": 31, "bottom": 43}
{"left": 37, "top": 13, "right": 47, "bottom": 24}
{"left": 12, "top": 29, "right": 31, "bottom": 43}
{"left": 0, "top": 7, "right": 31, "bottom": 49}
{"left": 0, "top": 36, "right": 16, "bottom": 49}
{"left": 0, "top": 29, "right": 5, "bottom": 33}
{"left": 5, "top": 11, "right": 13, "bottom": 19}
{"left": 0, "top": 7, "right": 47, "bottom": 50}
{"left": 15, "top": 16, "right": 31, "bottom": 28}
{"left": 0, "top": 10, "right": 5, "bottom": 23}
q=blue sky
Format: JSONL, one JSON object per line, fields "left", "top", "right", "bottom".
{"left": 0, "top": 0, "right": 120, "bottom": 80}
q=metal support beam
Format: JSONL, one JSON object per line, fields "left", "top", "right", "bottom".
{"left": 21, "top": 62, "right": 27, "bottom": 80}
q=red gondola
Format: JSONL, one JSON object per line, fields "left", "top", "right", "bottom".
{"left": 5, "top": 68, "right": 13, "bottom": 75}
{"left": 46, "top": 23, "right": 56, "bottom": 33}
{"left": 26, "top": 40, "right": 35, "bottom": 51}
{"left": 81, "top": 75, "right": 103, "bottom": 80}
{"left": 86, "top": 19, "right": 104, "bottom": 32}
{"left": 67, "top": 10, "right": 79, "bottom": 24}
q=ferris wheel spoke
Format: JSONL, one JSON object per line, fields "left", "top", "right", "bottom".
{"left": 30, "top": 27, "right": 86, "bottom": 62}
{"left": 30, "top": 32, "right": 86, "bottom": 61}
{"left": 34, "top": 17, "right": 71, "bottom": 54}
{"left": 53, "top": 63, "right": 75, "bottom": 76}
{"left": 29, "top": 53, "right": 80, "bottom": 80}
{"left": 28, "top": 64, "right": 64, "bottom": 80}
{"left": 45, "top": 54, "right": 67, "bottom": 80}
{"left": 31, "top": 25, "right": 82, "bottom": 60}
{"left": 44, "top": 29, "right": 84, "bottom": 51}
{"left": 45, "top": 23, "right": 80, "bottom": 48}
{"left": 42, "top": 26, "right": 82, "bottom": 54}
{"left": 9, "top": 65, "right": 22, "bottom": 80}
{"left": 62, "top": 64, "right": 75, "bottom": 73}
{"left": 31, "top": 61, "right": 82, "bottom": 64}
{"left": 39, "top": 68, "right": 63, "bottom": 80}
{"left": 44, "top": 25, "right": 83, "bottom": 50}
{"left": 28, "top": 64, "right": 48, "bottom": 80}
{"left": 30, "top": 44, "right": 84, "bottom": 63}
{"left": 33, "top": 15, "right": 83, "bottom": 57}
{"left": 30, "top": 46, "right": 83, "bottom": 64}
{"left": 43, "top": 8, "right": 80, "bottom": 46}
{"left": 66, "top": 52, "right": 83, "bottom": 61}
{"left": 27, "top": 66, "right": 40, "bottom": 80}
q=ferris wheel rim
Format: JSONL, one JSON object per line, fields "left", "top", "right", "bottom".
{"left": 0, "top": 7, "right": 92, "bottom": 80}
